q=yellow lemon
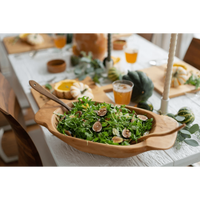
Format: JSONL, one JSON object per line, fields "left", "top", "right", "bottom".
{"left": 111, "top": 56, "right": 121, "bottom": 65}
{"left": 19, "top": 30, "right": 35, "bottom": 38}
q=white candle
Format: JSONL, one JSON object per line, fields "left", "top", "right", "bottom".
{"left": 159, "top": 33, "right": 178, "bottom": 114}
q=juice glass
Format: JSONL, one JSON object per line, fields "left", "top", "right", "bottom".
{"left": 112, "top": 80, "right": 134, "bottom": 105}
{"left": 124, "top": 44, "right": 139, "bottom": 70}
{"left": 53, "top": 34, "right": 66, "bottom": 57}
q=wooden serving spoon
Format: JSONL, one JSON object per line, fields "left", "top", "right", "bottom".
{"left": 29, "top": 80, "right": 72, "bottom": 112}
{"left": 131, "top": 124, "right": 186, "bottom": 144}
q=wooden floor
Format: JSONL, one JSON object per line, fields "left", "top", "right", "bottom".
{"left": 1, "top": 107, "right": 200, "bottom": 167}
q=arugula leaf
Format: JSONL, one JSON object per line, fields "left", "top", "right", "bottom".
{"left": 55, "top": 97, "right": 153, "bottom": 146}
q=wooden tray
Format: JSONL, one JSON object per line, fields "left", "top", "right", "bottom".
{"left": 35, "top": 99, "right": 178, "bottom": 158}
{"left": 140, "top": 61, "right": 200, "bottom": 98}
{"left": 3, "top": 34, "right": 55, "bottom": 54}
{"left": 99, "top": 61, "right": 200, "bottom": 99}
{"left": 31, "top": 76, "right": 113, "bottom": 109}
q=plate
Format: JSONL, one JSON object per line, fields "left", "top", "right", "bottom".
{"left": 35, "top": 99, "right": 178, "bottom": 158}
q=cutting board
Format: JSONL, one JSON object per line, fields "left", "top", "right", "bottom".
{"left": 98, "top": 61, "right": 200, "bottom": 99}
{"left": 3, "top": 34, "right": 55, "bottom": 54}
{"left": 31, "top": 76, "right": 113, "bottom": 109}
{"left": 140, "top": 61, "right": 200, "bottom": 98}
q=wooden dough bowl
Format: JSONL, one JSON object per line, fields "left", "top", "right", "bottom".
{"left": 35, "top": 100, "right": 178, "bottom": 158}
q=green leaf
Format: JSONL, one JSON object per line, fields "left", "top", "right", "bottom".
{"left": 185, "top": 73, "right": 200, "bottom": 89}
{"left": 95, "top": 68, "right": 104, "bottom": 74}
{"left": 180, "top": 132, "right": 191, "bottom": 139}
{"left": 78, "top": 74, "right": 87, "bottom": 81}
{"left": 177, "top": 134, "right": 185, "bottom": 142}
{"left": 80, "top": 57, "right": 91, "bottom": 63}
{"left": 86, "top": 67, "right": 94, "bottom": 74}
{"left": 93, "top": 74, "right": 100, "bottom": 83}
{"left": 45, "top": 83, "right": 52, "bottom": 90}
{"left": 74, "top": 67, "right": 82, "bottom": 75}
{"left": 88, "top": 51, "right": 93, "bottom": 59}
{"left": 184, "top": 139, "right": 199, "bottom": 147}
{"left": 80, "top": 51, "right": 87, "bottom": 57}
{"left": 189, "top": 124, "right": 199, "bottom": 134}
{"left": 175, "top": 115, "right": 185, "bottom": 121}
{"left": 180, "top": 129, "right": 191, "bottom": 135}
{"left": 85, "top": 132, "right": 93, "bottom": 140}
{"left": 93, "top": 59, "right": 104, "bottom": 69}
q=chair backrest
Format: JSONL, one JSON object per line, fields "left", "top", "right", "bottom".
{"left": 0, "top": 73, "right": 42, "bottom": 166}
{"left": 183, "top": 38, "right": 200, "bottom": 70}
{"left": 137, "top": 34, "right": 153, "bottom": 42}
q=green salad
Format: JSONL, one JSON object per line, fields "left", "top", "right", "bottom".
{"left": 56, "top": 97, "right": 153, "bottom": 146}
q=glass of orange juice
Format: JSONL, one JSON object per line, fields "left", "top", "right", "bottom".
{"left": 124, "top": 44, "right": 139, "bottom": 70}
{"left": 53, "top": 34, "right": 67, "bottom": 57}
{"left": 112, "top": 80, "right": 134, "bottom": 105}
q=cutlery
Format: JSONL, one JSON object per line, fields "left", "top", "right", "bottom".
{"left": 43, "top": 76, "right": 57, "bottom": 84}
{"left": 131, "top": 124, "right": 185, "bottom": 143}
{"left": 149, "top": 59, "right": 167, "bottom": 66}
{"left": 29, "top": 51, "right": 38, "bottom": 58}
{"left": 27, "top": 76, "right": 56, "bottom": 88}
{"left": 29, "top": 80, "right": 72, "bottom": 111}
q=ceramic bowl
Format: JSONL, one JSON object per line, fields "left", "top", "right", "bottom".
{"left": 47, "top": 59, "right": 66, "bottom": 73}
{"left": 113, "top": 39, "right": 127, "bottom": 50}
{"left": 35, "top": 100, "right": 178, "bottom": 158}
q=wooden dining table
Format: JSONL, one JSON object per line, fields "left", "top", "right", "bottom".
{"left": 1, "top": 34, "right": 200, "bottom": 166}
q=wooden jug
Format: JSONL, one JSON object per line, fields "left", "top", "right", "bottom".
{"left": 72, "top": 34, "right": 107, "bottom": 61}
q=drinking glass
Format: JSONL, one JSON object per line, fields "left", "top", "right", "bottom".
{"left": 112, "top": 80, "right": 134, "bottom": 105}
{"left": 53, "top": 34, "right": 67, "bottom": 57}
{"left": 124, "top": 44, "right": 139, "bottom": 70}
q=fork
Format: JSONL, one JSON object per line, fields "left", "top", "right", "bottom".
{"left": 27, "top": 76, "right": 56, "bottom": 88}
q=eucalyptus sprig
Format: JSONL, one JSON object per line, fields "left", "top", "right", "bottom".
{"left": 185, "top": 71, "right": 200, "bottom": 89}
{"left": 171, "top": 115, "right": 200, "bottom": 149}
{"left": 72, "top": 51, "right": 106, "bottom": 83}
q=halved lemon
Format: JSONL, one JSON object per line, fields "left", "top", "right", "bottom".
{"left": 111, "top": 56, "right": 121, "bottom": 65}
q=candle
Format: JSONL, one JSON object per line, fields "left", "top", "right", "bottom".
{"left": 159, "top": 34, "right": 178, "bottom": 115}
{"left": 105, "top": 33, "right": 113, "bottom": 72}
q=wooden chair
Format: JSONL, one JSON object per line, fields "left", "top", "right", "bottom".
{"left": 137, "top": 34, "right": 153, "bottom": 42}
{"left": 0, "top": 113, "right": 19, "bottom": 163}
{"left": 0, "top": 73, "right": 42, "bottom": 166}
{"left": 183, "top": 38, "right": 200, "bottom": 70}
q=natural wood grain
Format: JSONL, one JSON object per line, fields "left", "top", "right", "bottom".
{"left": 35, "top": 99, "right": 178, "bottom": 158}
{"left": 0, "top": 73, "right": 42, "bottom": 166}
{"left": 140, "top": 61, "right": 200, "bottom": 98}
{"left": 137, "top": 34, "right": 153, "bottom": 42}
{"left": 3, "top": 34, "right": 55, "bottom": 54}
{"left": 47, "top": 59, "right": 66, "bottom": 73}
{"left": 31, "top": 76, "right": 113, "bottom": 109}
{"left": 100, "top": 84, "right": 113, "bottom": 93}
{"left": 183, "top": 38, "right": 200, "bottom": 70}
{"left": 29, "top": 80, "right": 72, "bottom": 112}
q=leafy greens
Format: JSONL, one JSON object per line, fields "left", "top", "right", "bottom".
{"left": 56, "top": 97, "right": 153, "bottom": 146}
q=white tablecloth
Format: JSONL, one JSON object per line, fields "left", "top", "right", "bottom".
{"left": 6, "top": 34, "right": 200, "bottom": 166}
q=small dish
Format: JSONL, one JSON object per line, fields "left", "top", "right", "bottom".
{"left": 47, "top": 59, "right": 66, "bottom": 73}
{"left": 113, "top": 39, "right": 127, "bottom": 50}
